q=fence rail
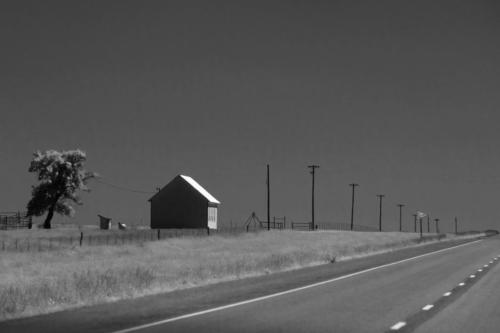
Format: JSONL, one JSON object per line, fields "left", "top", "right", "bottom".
{"left": 291, "top": 222, "right": 313, "bottom": 230}
{"left": 0, "top": 212, "right": 32, "bottom": 230}
{"left": 319, "top": 222, "right": 379, "bottom": 232}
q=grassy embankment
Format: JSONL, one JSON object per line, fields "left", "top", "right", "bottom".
{"left": 0, "top": 229, "right": 481, "bottom": 321}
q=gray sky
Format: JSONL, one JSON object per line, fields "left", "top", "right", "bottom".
{"left": 1, "top": 1, "right": 500, "bottom": 232}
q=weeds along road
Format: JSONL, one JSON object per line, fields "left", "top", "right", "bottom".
{"left": 1, "top": 236, "right": 499, "bottom": 333}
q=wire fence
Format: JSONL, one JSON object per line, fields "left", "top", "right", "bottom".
{"left": 289, "top": 221, "right": 379, "bottom": 232}
{"left": 0, "top": 216, "right": 454, "bottom": 253}
{"left": 0, "top": 226, "right": 248, "bottom": 252}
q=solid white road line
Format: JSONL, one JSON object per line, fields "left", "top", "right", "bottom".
{"left": 390, "top": 321, "right": 407, "bottom": 330}
{"left": 422, "top": 304, "right": 434, "bottom": 311}
{"left": 443, "top": 292, "right": 452, "bottom": 297}
{"left": 109, "top": 240, "right": 482, "bottom": 333}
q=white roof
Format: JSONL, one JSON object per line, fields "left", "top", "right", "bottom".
{"left": 181, "top": 175, "right": 220, "bottom": 204}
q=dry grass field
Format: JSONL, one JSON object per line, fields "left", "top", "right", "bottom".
{"left": 0, "top": 229, "right": 480, "bottom": 321}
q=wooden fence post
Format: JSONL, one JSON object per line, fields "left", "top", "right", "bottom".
{"left": 79, "top": 232, "right": 83, "bottom": 247}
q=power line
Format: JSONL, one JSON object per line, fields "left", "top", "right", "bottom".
{"left": 93, "top": 178, "right": 155, "bottom": 194}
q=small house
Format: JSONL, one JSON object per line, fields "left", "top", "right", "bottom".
{"left": 149, "top": 175, "right": 220, "bottom": 230}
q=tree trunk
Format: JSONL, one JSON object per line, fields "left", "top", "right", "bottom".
{"left": 43, "top": 205, "right": 56, "bottom": 229}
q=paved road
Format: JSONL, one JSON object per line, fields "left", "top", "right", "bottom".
{"left": 415, "top": 244, "right": 500, "bottom": 333}
{"left": 110, "top": 236, "right": 499, "bottom": 333}
{"left": 2, "top": 236, "right": 498, "bottom": 333}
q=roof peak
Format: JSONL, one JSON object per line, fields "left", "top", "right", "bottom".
{"left": 179, "top": 175, "right": 220, "bottom": 204}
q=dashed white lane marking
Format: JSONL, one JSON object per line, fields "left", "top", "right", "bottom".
{"left": 478, "top": 269, "right": 483, "bottom": 272}
{"left": 484, "top": 264, "right": 489, "bottom": 267}
{"left": 459, "top": 282, "right": 465, "bottom": 286}
{"left": 443, "top": 292, "right": 452, "bottom": 297}
{"left": 470, "top": 275, "right": 476, "bottom": 278}
{"left": 489, "top": 261, "right": 494, "bottom": 264}
{"left": 390, "top": 321, "right": 407, "bottom": 330}
{"left": 422, "top": 304, "right": 434, "bottom": 311}
{"left": 109, "top": 240, "right": 483, "bottom": 333}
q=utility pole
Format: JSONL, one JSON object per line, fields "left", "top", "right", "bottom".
{"left": 455, "top": 217, "right": 458, "bottom": 234}
{"left": 377, "top": 194, "right": 385, "bottom": 232}
{"left": 267, "top": 164, "right": 270, "bottom": 231}
{"left": 308, "top": 165, "right": 320, "bottom": 230}
{"left": 413, "top": 213, "right": 418, "bottom": 232}
{"left": 427, "top": 215, "right": 430, "bottom": 233}
{"left": 397, "top": 204, "right": 404, "bottom": 232}
{"left": 349, "top": 183, "right": 359, "bottom": 231}
{"left": 434, "top": 218, "right": 440, "bottom": 234}
{"left": 419, "top": 217, "right": 423, "bottom": 238}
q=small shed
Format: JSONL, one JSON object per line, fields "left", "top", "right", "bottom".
{"left": 149, "top": 175, "right": 220, "bottom": 230}
{"left": 98, "top": 215, "right": 112, "bottom": 230}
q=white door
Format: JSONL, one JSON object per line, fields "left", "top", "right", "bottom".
{"left": 208, "top": 207, "right": 217, "bottom": 229}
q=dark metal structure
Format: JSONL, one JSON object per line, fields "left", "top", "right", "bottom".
{"left": 245, "top": 212, "right": 285, "bottom": 231}
{"left": 149, "top": 175, "right": 220, "bottom": 230}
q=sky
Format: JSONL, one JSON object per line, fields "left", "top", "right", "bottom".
{"left": 1, "top": 0, "right": 500, "bottom": 232}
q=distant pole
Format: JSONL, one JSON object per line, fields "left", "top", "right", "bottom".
{"left": 267, "top": 164, "right": 270, "bottom": 231}
{"left": 455, "top": 217, "right": 458, "bottom": 234}
{"left": 427, "top": 215, "right": 430, "bottom": 233}
{"left": 377, "top": 194, "right": 385, "bottom": 232}
{"left": 308, "top": 165, "right": 320, "bottom": 230}
{"left": 349, "top": 183, "right": 359, "bottom": 231}
{"left": 434, "top": 218, "right": 440, "bottom": 234}
{"left": 413, "top": 214, "right": 417, "bottom": 232}
{"left": 397, "top": 204, "right": 404, "bottom": 232}
{"left": 419, "top": 218, "right": 423, "bottom": 238}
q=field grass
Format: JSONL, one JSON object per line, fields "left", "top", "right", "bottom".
{"left": 0, "top": 230, "right": 480, "bottom": 321}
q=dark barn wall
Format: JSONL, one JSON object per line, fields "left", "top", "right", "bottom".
{"left": 150, "top": 176, "right": 208, "bottom": 229}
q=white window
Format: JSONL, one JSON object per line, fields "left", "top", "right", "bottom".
{"left": 208, "top": 207, "right": 217, "bottom": 229}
